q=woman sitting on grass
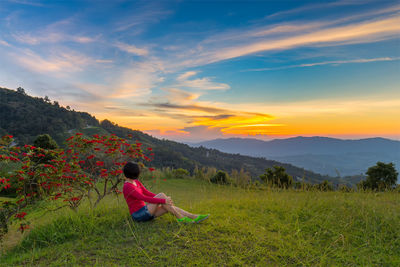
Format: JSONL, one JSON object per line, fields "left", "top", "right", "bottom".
{"left": 122, "top": 162, "right": 209, "bottom": 223}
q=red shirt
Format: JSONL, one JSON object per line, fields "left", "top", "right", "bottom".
{"left": 123, "top": 179, "right": 166, "bottom": 214}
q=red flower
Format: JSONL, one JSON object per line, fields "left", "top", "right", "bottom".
{"left": 87, "top": 155, "right": 95, "bottom": 159}
{"left": 147, "top": 147, "right": 152, "bottom": 151}
{"left": 96, "top": 161, "right": 104, "bottom": 166}
{"left": 66, "top": 136, "right": 74, "bottom": 141}
{"left": 78, "top": 160, "right": 85, "bottom": 164}
{"left": 15, "top": 212, "right": 27, "bottom": 219}
{"left": 148, "top": 167, "right": 155, "bottom": 172}
{"left": 75, "top": 133, "right": 83, "bottom": 136}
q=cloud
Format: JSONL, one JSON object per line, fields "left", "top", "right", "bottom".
{"left": 10, "top": 48, "right": 110, "bottom": 74}
{"left": 114, "top": 42, "right": 148, "bottom": 56}
{"left": 7, "top": 0, "right": 44, "bottom": 6}
{"left": 244, "top": 57, "right": 400, "bottom": 71}
{"left": 177, "top": 71, "right": 197, "bottom": 81}
{"left": 175, "top": 71, "right": 230, "bottom": 90}
{"left": 204, "top": 16, "right": 400, "bottom": 65}
{"left": 264, "top": 0, "right": 370, "bottom": 20}
{"left": 163, "top": 88, "right": 200, "bottom": 102}
{"left": 144, "top": 102, "right": 232, "bottom": 114}
{"left": 11, "top": 16, "right": 97, "bottom": 45}
{"left": 180, "top": 125, "right": 225, "bottom": 140}
{"left": 107, "top": 61, "right": 164, "bottom": 99}
{"left": 115, "top": 3, "right": 173, "bottom": 32}
{"left": 12, "top": 49, "right": 91, "bottom": 73}
{"left": 95, "top": 59, "right": 113, "bottom": 64}
{"left": 12, "top": 32, "right": 96, "bottom": 45}
{"left": 0, "top": 40, "right": 11, "bottom": 47}
{"left": 141, "top": 98, "right": 277, "bottom": 137}
{"left": 174, "top": 12, "right": 400, "bottom": 69}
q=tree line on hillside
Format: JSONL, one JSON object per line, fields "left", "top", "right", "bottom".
{"left": 0, "top": 87, "right": 99, "bottom": 145}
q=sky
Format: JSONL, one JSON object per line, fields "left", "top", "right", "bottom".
{"left": 0, "top": 0, "right": 399, "bottom": 142}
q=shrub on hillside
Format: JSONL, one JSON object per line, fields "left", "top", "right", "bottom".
{"left": 210, "top": 170, "right": 231, "bottom": 185}
{"left": 358, "top": 162, "right": 398, "bottom": 191}
{"left": 338, "top": 184, "right": 353, "bottom": 192}
{"left": 260, "top": 166, "right": 293, "bottom": 188}
{"left": 33, "top": 134, "right": 58, "bottom": 149}
{"left": 314, "top": 180, "right": 334, "bottom": 191}
{"left": 172, "top": 168, "right": 190, "bottom": 179}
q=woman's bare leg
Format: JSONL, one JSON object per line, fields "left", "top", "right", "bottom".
{"left": 151, "top": 205, "right": 197, "bottom": 219}
{"left": 173, "top": 207, "right": 198, "bottom": 219}
{"left": 147, "top": 193, "right": 184, "bottom": 219}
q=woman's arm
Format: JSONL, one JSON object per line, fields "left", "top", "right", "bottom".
{"left": 126, "top": 185, "right": 165, "bottom": 204}
{"left": 137, "top": 180, "right": 156, "bottom": 197}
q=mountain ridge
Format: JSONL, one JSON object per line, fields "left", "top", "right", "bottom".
{"left": 192, "top": 137, "right": 400, "bottom": 177}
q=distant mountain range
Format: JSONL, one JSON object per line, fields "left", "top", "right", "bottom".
{"left": 192, "top": 137, "right": 400, "bottom": 177}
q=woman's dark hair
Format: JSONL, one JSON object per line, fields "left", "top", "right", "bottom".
{"left": 123, "top": 162, "right": 141, "bottom": 179}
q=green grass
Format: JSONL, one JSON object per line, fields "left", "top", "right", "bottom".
{"left": 1, "top": 179, "right": 399, "bottom": 266}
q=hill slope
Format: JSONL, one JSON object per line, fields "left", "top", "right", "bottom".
{"left": 1, "top": 87, "right": 339, "bottom": 184}
{"left": 0, "top": 87, "right": 99, "bottom": 145}
{"left": 1, "top": 179, "right": 399, "bottom": 265}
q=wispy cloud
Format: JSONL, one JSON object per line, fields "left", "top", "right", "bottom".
{"left": 12, "top": 32, "right": 96, "bottom": 45}
{"left": 264, "top": 0, "right": 371, "bottom": 20}
{"left": 193, "top": 16, "right": 400, "bottom": 66}
{"left": 11, "top": 49, "right": 104, "bottom": 74}
{"left": 114, "top": 42, "right": 148, "bottom": 56}
{"left": 95, "top": 59, "right": 113, "bottom": 64}
{"left": 144, "top": 102, "right": 233, "bottom": 114}
{"left": 114, "top": 3, "right": 172, "bottom": 32}
{"left": 7, "top": 0, "right": 44, "bottom": 7}
{"left": 0, "top": 39, "right": 11, "bottom": 47}
{"left": 175, "top": 71, "right": 230, "bottom": 90}
{"left": 163, "top": 88, "right": 200, "bottom": 102}
{"left": 244, "top": 57, "right": 400, "bottom": 71}
{"left": 10, "top": 16, "right": 97, "bottom": 45}
{"left": 107, "top": 61, "right": 164, "bottom": 99}
{"left": 177, "top": 71, "right": 197, "bottom": 81}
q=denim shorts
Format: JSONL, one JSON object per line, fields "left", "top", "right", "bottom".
{"left": 131, "top": 205, "right": 155, "bottom": 222}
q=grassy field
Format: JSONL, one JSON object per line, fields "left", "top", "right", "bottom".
{"left": 1, "top": 179, "right": 399, "bottom": 266}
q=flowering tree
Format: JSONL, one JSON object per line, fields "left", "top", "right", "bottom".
{"left": 65, "top": 133, "right": 153, "bottom": 206}
{"left": 0, "top": 134, "right": 93, "bottom": 239}
{"left": 0, "top": 133, "right": 154, "bottom": 241}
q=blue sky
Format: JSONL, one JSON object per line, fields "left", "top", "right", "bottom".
{"left": 0, "top": 0, "right": 399, "bottom": 141}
